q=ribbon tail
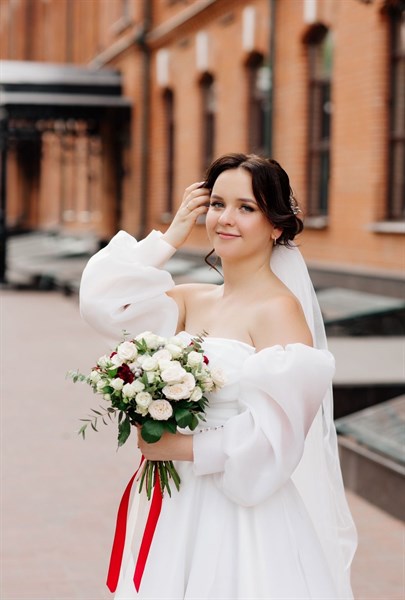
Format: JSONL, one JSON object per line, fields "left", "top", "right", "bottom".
{"left": 134, "top": 466, "right": 163, "bottom": 592}
{"left": 106, "top": 455, "right": 145, "bottom": 593}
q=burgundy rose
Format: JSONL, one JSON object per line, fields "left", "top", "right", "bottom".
{"left": 203, "top": 355, "right": 209, "bottom": 365}
{"left": 117, "top": 363, "right": 135, "bottom": 383}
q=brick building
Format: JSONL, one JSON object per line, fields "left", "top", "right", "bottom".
{"left": 0, "top": 0, "right": 404, "bottom": 290}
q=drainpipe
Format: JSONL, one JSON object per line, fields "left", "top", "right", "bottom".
{"left": 268, "top": 0, "right": 276, "bottom": 157}
{"left": 138, "top": 0, "right": 152, "bottom": 238}
{"left": 0, "top": 115, "right": 7, "bottom": 283}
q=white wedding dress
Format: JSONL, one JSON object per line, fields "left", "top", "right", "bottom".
{"left": 80, "top": 230, "right": 357, "bottom": 600}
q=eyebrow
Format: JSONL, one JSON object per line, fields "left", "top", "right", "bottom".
{"left": 210, "top": 194, "right": 257, "bottom": 204}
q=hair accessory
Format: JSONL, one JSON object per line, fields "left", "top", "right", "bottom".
{"left": 289, "top": 197, "right": 301, "bottom": 215}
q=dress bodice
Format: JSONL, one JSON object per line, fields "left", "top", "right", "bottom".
{"left": 178, "top": 332, "right": 256, "bottom": 427}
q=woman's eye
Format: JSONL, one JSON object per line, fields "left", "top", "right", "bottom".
{"left": 240, "top": 205, "right": 254, "bottom": 212}
{"left": 209, "top": 201, "right": 223, "bottom": 208}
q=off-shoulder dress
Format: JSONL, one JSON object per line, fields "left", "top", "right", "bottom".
{"left": 80, "top": 230, "right": 350, "bottom": 600}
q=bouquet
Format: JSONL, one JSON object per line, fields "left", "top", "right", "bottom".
{"left": 68, "top": 331, "right": 225, "bottom": 499}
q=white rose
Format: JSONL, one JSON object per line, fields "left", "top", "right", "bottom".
{"left": 187, "top": 351, "right": 203, "bottom": 368}
{"left": 167, "top": 336, "right": 187, "bottom": 348}
{"left": 132, "top": 380, "right": 145, "bottom": 393}
{"left": 122, "top": 382, "right": 137, "bottom": 398}
{"left": 211, "top": 367, "right": 227, "bottom": 388}
{"left": 165, "top": 343, "right": 183, "bottom": 359}
{"left": 182, "top": 372, "right": 196, "bottom": 392}
{"left": 190, "top": 386, "right": 203, "bottom": 401}
{"left": 161, "top": 363, "right": 187, "bottom": 383}
{"left": 152, "top": 349, "right": 172, "bottom": 362}
{"left": 136, "top": 332, "right": 161, "bottom": 350}
{"left": 117, "top": 341, "right": 138, "bottom": 362}
{"left": 142, "top": 356, "right": 159, "bottom": 371}
{"left": 136, "top": 354, "right": 149, "bottom": 366}
{"left": 158, "top": 358, "right": 172, "bottom": 371}
{"left": 97, "top": 355, "right": 111, "bottom": 369}
{"left": 148, "top": 399, "right": 173, "bottom": 421}
{"left": 110, "top": 353, "right": 123, "bottom": 367}
{"left": 96, "top": 379, "right": 107, "bottom": 392}
{"left": 89, "top": 370, "right": 101, "bottom": 383}
{"left": 110, "top": 378, "right": 124, "bottom": 391}
{"left": 201, "top": 376, "right": 214, "bottom": 392}
{"left": 135, "top": 391, "right": 153, "bottom": 415}
{"left": 162, "top": 383, "right": 190, "bottom": 401}
{"left": 146, "top": 371, "right": 156, "bottom": 384}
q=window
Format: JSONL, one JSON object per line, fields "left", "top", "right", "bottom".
{"left": 163, "top": 89, "right": 175, "bottom": 216}
{"left": 304, "top": 25, "right": 333, "bottom": 217}
{"left": 387, "top": 9, "right": 405, "bottom": 220}
{"left": 200, "top": 73, "right": 216, "bottom": 175}
{"left": 246, "top": 53, "right": 270, "bottom": 155}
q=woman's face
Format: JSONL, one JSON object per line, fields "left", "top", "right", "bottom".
{"left": 205, "top": 167, "right": 278, "bottom": 260}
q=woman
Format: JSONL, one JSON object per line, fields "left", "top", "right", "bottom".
{"left": 80, "top": 154, "right": 357, "bottom": 599}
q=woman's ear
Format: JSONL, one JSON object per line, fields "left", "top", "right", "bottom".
{"left": 271, "top": 227, "right": 283, "bottom": 244}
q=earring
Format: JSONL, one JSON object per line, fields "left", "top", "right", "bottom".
{"left": 273, "top": 237, "right": 277, "bottom": 247}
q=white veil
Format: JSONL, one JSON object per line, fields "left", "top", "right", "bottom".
{"left": 270, "top": 243, "right": 357, "bottom": 599}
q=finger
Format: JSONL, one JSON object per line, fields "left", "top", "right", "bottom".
{"left": 185, "top": 190, "right": 210, "bottom": 210}
{"left": 183, "top": 182, "right": 207, "bottom": 202}
{"left": 185, "top": 181, "right": 205, "bottom": 193}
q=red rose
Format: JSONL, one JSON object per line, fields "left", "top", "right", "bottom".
{"left": 117, "top": 364, "right": 134, "bottom": 383}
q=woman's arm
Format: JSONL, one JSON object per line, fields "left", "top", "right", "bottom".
{"left": 79, "top": 183, "right": 210, "bottom": 342}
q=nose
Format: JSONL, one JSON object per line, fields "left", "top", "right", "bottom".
{"left": 217, "top": 206, "right": 235, "bottom": 225}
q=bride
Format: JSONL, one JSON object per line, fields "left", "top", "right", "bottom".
{"left": 80, "top": 153, "right": 357, "bottom": 599}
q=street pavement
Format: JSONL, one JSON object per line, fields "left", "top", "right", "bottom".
{"left": 1, "top": 289, "right": 404, "bottom": 600}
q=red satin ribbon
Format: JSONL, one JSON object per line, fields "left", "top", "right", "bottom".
{"left": 106, "top": 457, "right": 163, "bottom": 593}
{"left": 134, "top": 470, "right": 162, "bottom": 590}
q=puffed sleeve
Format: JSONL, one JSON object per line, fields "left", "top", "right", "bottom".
{"left": 193, "top": 344, "right": 335, "bottom": 506}
{"left": 79, "top": 230, "right": 179, "bottom": 342}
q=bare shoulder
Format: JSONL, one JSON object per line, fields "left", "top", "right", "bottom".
{"left": 251, "top": 292, "right": 313, "bottom": 351}
{"left": 166, "top": 283, "right": 218, "bottom": 331}
{"left": 166, "top": 282, "right": 217, "bottom": 303}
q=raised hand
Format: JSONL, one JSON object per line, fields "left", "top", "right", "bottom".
{"left": 162, "top": 182, "right": 210, "bottom": 249}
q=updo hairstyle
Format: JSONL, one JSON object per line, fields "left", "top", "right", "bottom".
{"left": 202, "top": 153, "right": 303, "bottom": 246}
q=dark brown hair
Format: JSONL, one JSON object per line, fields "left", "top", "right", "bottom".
{"left": 202, "top": 153, "right": 303, "bottom": 246}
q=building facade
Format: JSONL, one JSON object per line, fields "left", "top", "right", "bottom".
{"left": 0, "top": 0, "right": 404, "bottom": 286}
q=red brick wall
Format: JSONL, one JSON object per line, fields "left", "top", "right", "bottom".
{"left": 0, "top": 0, "right": 403, "bottom": 274}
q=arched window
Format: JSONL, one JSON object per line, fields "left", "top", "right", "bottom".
{"left": 200, "top": 73, "right": 216, "bottom": 175}
{"left": 387, "top": 7, "right": 405, "bottom": 220}
{"left": 303, "top": 24, "right": 333, "bottom": 217}
{"left": 246, "top": 53, "right": 270, "bottom": 155}
{"left": 163, "top": 89, "right": 175, "bottom": 216}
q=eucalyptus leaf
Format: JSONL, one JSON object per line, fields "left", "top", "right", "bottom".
{"left": 118, "top": 416, "right": 131, "bottom": 446}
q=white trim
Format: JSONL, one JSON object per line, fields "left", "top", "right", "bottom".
{"left": 304, "top": 0, "right": 317, "bottom": 24}
{"left": 367, "top": 221, "right": 405, "bottom": 235}
{"left": 304, "top": 215, "right": 328, "bottom": 229}
{"left": 196, "top": 31, "right": 209, "bottom": 72}
{"left": 242, "top": 6, "right": 256, "bottom": 52}
{"left": 156, "top": 49, "right": 170, "bottom": 87}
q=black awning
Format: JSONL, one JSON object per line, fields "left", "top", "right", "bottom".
{"left": 0, "top": 60, "right": 132, "bottom": 122}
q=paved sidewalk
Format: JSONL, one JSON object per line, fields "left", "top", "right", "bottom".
{"left": 1, "top": 290, "right": 404, "bottom": 600}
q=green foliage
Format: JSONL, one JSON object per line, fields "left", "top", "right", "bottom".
{"left": 118, "top": 416, "right": 131, "bottom": 446}
{"left": 141, "top": 420, "right": 165, "bottom": 443}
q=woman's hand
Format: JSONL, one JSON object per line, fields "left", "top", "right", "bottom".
{"left": 162, "top": 182, "right": 210, "bottom": 249}
{"left": 137, "top": 427, "right": 194, "bottom": 462}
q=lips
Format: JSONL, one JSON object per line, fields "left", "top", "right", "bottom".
{"left": 216, "top": 231, "right": 240, "bottom": 239}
